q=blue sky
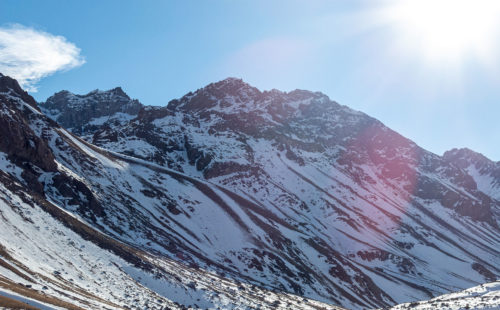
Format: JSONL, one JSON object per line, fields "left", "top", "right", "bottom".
{"left": 1, "top": 0, "right": 499, "bottom": 160}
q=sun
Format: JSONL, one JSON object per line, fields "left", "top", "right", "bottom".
{"left": 375, "top": 0, "right": 500, "bottom": 65}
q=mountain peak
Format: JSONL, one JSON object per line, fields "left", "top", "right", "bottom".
{"left": 40, "top": 86, "right": 142, "bottom": 133}
{"left": 220, "top": 77, "right": 246, "bottom": 84}
{"left": 82, "top": 86, "right": 131, "bottom": 99}
{"left": 443, "top": 147, "right": 492, "bottom": 165}
{"left": 0, "top": 73, "right": 40, "bottom": 110}
{"left": 110, "top": 86, "right": 127, "bottom": 97}
{"left": 168, "top": 78, "right": 338, "bottom": 116}
{"left": 50, "top": 86, "right": 131, "bottom": 102}
{"left": 166, "top": 77, "right": 261, "bottom": 112}
{"left": 203, "top": 77, "right": 259, "bottom": 96}
{"left": 0, "top": 73, "right": 26, "bottom": 95}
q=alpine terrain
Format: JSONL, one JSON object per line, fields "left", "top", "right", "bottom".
{"left": 0, "top": 72, "right": 498, "bottom": 309}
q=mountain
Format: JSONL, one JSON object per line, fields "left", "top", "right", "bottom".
{"left": 40, "top": 87, "right": 142, "bottom": 135}
{"left": 443, "top": 148, "right": 500, "bottom": 202}
{"left": 38, "top": 77, "right": 500, "bottom": 307}
{"left": 0, "top": 73, "right": 498, "bottom": 309}
{"left": 388, "top": 280, "right": 500, "bottom": 310}
{"left": 0, "top": 73, "right": 339, "bottom": 309}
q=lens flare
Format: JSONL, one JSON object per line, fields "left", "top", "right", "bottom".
{"left": 334, "top": 123, "right": 419, "bottom": 253}
{"left": 375, "top": 0, "right": 500, "bottom": 65}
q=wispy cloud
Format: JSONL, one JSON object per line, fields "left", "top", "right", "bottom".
{"left": 0, "top": 24, "right": 85, "bottom": 92}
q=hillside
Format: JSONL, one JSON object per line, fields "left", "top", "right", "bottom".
{"left": 0, "top": 73, "right": 498, "bottom": 309}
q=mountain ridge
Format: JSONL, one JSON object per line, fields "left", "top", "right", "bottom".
{"left": 42, "top": 77, "right": 498, "bottom": 163}
{"left": 1, "top": 73, "right": 342, "bottom": 309}
{"left": 40, "top": 78, "right": 499, "bottom": 228}
{"left": 1, "top": 73, "right": 499, "bottom": 309}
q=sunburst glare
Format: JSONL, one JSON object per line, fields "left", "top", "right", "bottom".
{"left": 373, "top": 0, "right": 500, "bottom": 66}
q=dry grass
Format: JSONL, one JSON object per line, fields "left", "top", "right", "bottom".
{"left": 0, "top": 278, "right": 86, "bottom": 310}
{"left": 0, "top": 294, "right": 40, "bottom": 309}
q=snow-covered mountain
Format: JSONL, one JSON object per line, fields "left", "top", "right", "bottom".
{"left": 388, "top": 281, "right": 500, "bottom": 310}
{"left": 0, "top": 73, "right": 498, "bottom": 309}
{"left": 40, "top": 87, "right": 142, "bottom": 136}
{"left": 0, "top": 73, "right": 340, "bottom": 310}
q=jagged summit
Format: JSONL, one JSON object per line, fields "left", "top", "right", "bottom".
{"left": 221, "top": 76, "right": 245, "bottom": 82}
{"left": 48, "top": 86, "right": 131, "bottom": 102}
{"left": 166, "top": 77, "right": 261, "bottom": 112}
{"left": 165, "top": 77, "right": 338, "bottom": 119}
{"left": 80, "top": 86, "right": 130, "bottom": 98}
{"left": 40, "top": 85, "right": 142, "bottom": 134}
{"left": 0, "top": 72, "right": 22, "bottom": 94}
{"left": 443, "top": 147, "right": 500, "bottom": 203}
{"left": 210, "top": 78, "right": 333, "bottom": 103}
{"left": 193, "top": 77, "right": 257, "bottom": 97}
{"left": 444, "top": 147, "right": 494, "bottom": 164}
{"left": 0, "top": 72, "right": 39, "bottom": 110}
{"left": 215, "top": 77, "right": 251, "bottom": 87}
{"left": 42, "top": 77, "right": 338, "bottom": 125}
{"left": 209, "top": 77, "right": 331, "bottom": 99}
{"left": 0, "top": 72, "right": 26, "bottom": 95}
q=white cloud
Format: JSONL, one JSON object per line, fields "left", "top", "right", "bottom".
{"left": 0, "top": 24, "right": 85, "bottom": 92}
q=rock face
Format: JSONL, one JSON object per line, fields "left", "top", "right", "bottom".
{"left": 1, "top": 75, "right": 499, "bottom": 309}
{"left": 0, "top": 73, "right": 40, "bottom": 111}
{"left": 0, "top": 74, "right": 58, "bottom": 194}
{"left": 443, "top": 148, "right": 500, "bottom": 199}
{"left": 40, "top": 87, "right": 142, "bottom": 135}
{"left": 0, "top": 74, "right": 105, "bottom": 216}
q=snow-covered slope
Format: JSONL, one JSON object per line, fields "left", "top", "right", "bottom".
{"left": 2, "top": 74, "right": 499, "bottom": 309}
{"left": 0, "top": 173, "right": 333, "bottom": 310}
{"left": 388, "top": 281, "right": 500, "bottom": 309}
{"left": 443, "top": 148, "right": 500, "bottom": 204}
{"left": 0, "top": 73, "right": 341, "bottom": 310}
